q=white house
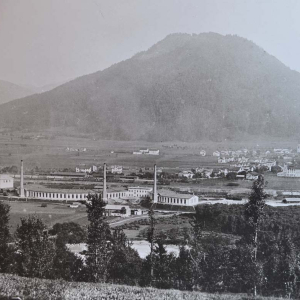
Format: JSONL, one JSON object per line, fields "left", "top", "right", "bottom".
{"left": 213, "top": 151, "right": 220, "bottom": 157}
{"left": 0, "top": 174, "right": 14, "bottom": 190}
{"left": 178, "top": 171, "right": 194, "bottom": 179}
{"left": 277, "top": 165, "right": 300, "bottom": 178}
{"left": 127, "top": 186, "right": 152, "bottom": 198}
{"left": 147, "top": 149, "right": 160, "bottom": 155}
{"left": 76, "top": 167, "right": 92, "bottom": 173}
{"left": 111, "top": 165, "right": 123, "bottom": 174}
{"left": 139, "top": 149, "right": 149, "bottom": 154}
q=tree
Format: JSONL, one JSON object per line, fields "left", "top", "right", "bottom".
{"left": 108, "top": 228, "right": 142, "bottom": 285}
{"left": 49, "top": 222, "right": 87, "bottom": 244}
{"left": 0, "top": 202, "right": 10, "bottom": 272}
{"left": 226, "top": 172, "right": 237, "bottom": 180}
{"left": 86, "top": 193, "right": 112, "bottom": 283}
{"left": 49, "top": 222, "right": 85, "bottom": 281}
{"left": 244, "top": 175, "right": 266, "bottom": 296}
{"left": 15, "top": 216, "right": 56, "bottom": 278}
{"left": 52, "top": 241, "right": 84, "bottom": 281}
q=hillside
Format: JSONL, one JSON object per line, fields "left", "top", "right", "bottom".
{"left": 0, "top": 80, "right": 36, "bottom": 105}
{"left": 1, "top": 33, "right": 300, "bottom": 142}
{"left": 0, "top": 274, "right": 283, "bottom": 300}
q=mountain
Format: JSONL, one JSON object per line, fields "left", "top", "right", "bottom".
{"left": 1, "top": 33, "right": 300, "bottom": 141}
{"left": 0, "top": 80, "right": 36, "bottom": 105}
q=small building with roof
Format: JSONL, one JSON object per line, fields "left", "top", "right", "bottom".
{"left": 0, "top": 174, "right": 14, "bottom": 190}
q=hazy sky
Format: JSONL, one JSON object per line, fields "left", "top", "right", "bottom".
{"left": 0, "top": 0, "right": 299, "bottom": 87}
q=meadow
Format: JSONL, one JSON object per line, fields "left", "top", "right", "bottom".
{"left": 0, "top": 274, "right": 284, "bottom": 300}
{"left": 0, "top": 131, "right": 298, "bottom": 170}
{"left": 3, "top": 200, "right": 88, "bottom": 232}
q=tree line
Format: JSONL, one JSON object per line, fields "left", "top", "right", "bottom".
{"left": 1, "top": 176, "right": 300, "bottom": 298}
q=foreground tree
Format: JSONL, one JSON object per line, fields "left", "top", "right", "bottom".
{"left": 49, "top": 222, "right": 87, "bottom": 244}
{"left": 108, "top": 228, "right": 142, "bottom": 285}
{"left": 0, "top": 202, "right": 10, "bottom": 272}
{"left": 244, "top": 175, "right": 266, "bottom": 296}
{"left": 15, "top": 216, "right": 56, "bottom": 278}
{"left": 86, "top": 193, "right": 112, "bottom": 282}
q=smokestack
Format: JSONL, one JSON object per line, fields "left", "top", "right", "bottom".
{"left": 153, "top": 164, "right": 158, "bottom": 203}
{"left": 103, "top": 163, "right": 107, "bottom": 201}
{"left": 20, "top": 160, "right": 25, "bottom": 198}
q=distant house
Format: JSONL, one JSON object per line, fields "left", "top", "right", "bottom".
{"left": 111, "top": 165, "right": 123, "bottom": 174}
{"left": 246, "top": 172, "right": 259, "bottom": 180}
{"left": 213, "top": 151, "right": 220, "bottom": 157}
{"left": 127, "top": 186, "right": 152, "bottom": 198}
{"left": 104, "top": 205, "right": 144, "bottom": 217}
{"left": 200, "top": 150, "right": 206, "bottom": 156}
{"left": 274, "top": 148, "right": 291, "bottom": 155}
{"left": 75, "top": 165, "right": 97, "bottom": 173}
{"left": 105, "top": 205, "right": 131, "bottom": 217}
{"left": 133, "top": 148, "right": 159, "bottom": 155}
{"left": 0, "top": 174, "right": 14, "bottom": 190}
{"left": 260, "top": 160, "right": 276, "bottom": 171}
{"left": 76, "top": 167, "right": 92, "bottom": 173}
{"left": 278, "top": 165, "right": 300, "bottom": 177}
{"left": 218, "top": 157, "right": 234, "bottom": 164}
{"left": 147, "top": 149, "right": 160, "bottom": 155}
{"left": 139, "top": 149, "right": 149, "bottom": 154}
{"left": 178, "top": 171, "right": 194, "bottom": 179}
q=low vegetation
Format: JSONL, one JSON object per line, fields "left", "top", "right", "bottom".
{"left": 0, "top": 274, "right": 284, "bottom": 300}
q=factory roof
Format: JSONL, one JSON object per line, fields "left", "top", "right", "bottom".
{"left": 158, "top": 189, "right": 195, "bottom": 199}
{"left": 106, "top": 204, "right": 130, "bottom": 210}
{"left": 40, "top": 172, "right": 87, "bottom": 177}
{"left": 24, "top": 184, "right": 95, "bottom": 194}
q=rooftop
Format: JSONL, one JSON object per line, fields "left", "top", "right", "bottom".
{"left": 24, "top": 184, "right": 95, "bottom": 194}
{"left": 0, "top": 174, "right": 14, "bottom": 180}
{"left": 158, "top": 189, "right": 195, "bottom": 199}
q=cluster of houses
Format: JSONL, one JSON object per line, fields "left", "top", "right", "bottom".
{"left": 213, "top": 149, "right": 251, "bottom": 157}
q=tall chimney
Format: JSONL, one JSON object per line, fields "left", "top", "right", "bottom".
{"left": 153, "top": 164, "right": 158, "bottom": 203}
{"left": 20, "top": 160, "right": 25, "bottom": 198}
{"left": 103, "top": 163, "right": 107, "bottom": 201}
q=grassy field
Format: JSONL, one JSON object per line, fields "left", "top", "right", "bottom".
{"left": 0, "top": 131, "right": 299, "bottom": 171}
{"left": 4, "top": 200, "right": 89, "bottom": 233}
{"left": 0, "top": 274, "right": 284, "bottom": 300}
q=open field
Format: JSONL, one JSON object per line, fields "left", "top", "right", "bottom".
{"left": 0, "top": 274, "right": 284, "bottom": 300}
{"left": 3, "top": 200, "right": 89, "bottom": 232}
{"left": 0, "top": 131, "right": 299, "bottom": 170}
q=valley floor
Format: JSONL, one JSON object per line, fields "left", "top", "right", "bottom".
{"left": 0, "top": 274, "right": 284, "bottom": 300}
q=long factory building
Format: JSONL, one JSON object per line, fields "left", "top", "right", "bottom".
{"left": 18, "top": 162, "right": 199, "bottom": 208}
